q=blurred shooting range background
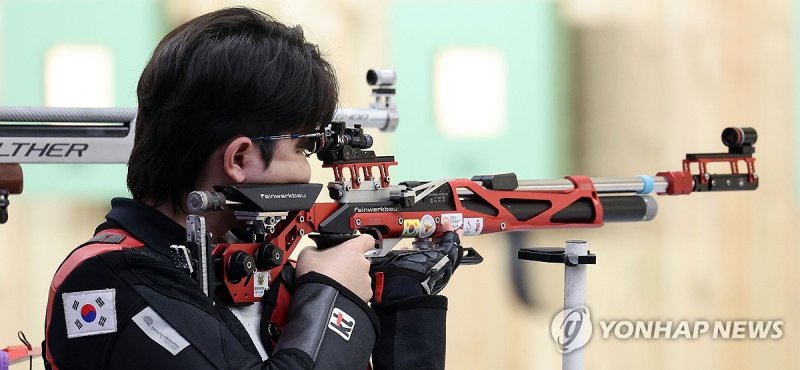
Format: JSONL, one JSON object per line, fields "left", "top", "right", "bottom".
{"left": 0, "top": 0, "right": 798, "bottom": 369}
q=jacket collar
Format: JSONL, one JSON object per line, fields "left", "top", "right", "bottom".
{"left": 101, "top": 197, "right": 186, "bottom": 258}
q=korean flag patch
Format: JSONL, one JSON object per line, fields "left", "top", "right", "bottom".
{"left": 62, "top": 289, "right": 117, "bottom": 338}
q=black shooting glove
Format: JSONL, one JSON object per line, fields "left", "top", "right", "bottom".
{"left": 369, "top": 231, "right": 462, "bottom": 370}
{"left": 370, "top": 230, "right": 462, "bottom": 302}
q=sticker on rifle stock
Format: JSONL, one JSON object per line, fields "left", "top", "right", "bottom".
{"left": 402, "top": 219, "right": 420, "bottom": 237}
{"left": 418, "top": 215, "right": 437, "bottom": 238}
{"left": 463, "top": 218, "right": 484, "bottom": 236}
{"left": 254, "top": 271, "right": 268, "bottom": 298}
{"left": 441, "top": 213, "right": 463, "bottom": 230}
{"left": 328, "top": 307, "right": 355, "bottom": 341}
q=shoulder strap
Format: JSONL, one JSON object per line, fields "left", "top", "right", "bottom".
{"left": 50, "top": 229, "right": 143, "bottom": 291}
{"left": 44, "top": 229, "right": 144, "bottom": 370}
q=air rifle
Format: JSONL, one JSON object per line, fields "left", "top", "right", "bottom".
{"left": 0, "top": 69, "right": 759, "bottom": 307}
{"left": 178, "top": 122, "right": 757, "bottom": 304}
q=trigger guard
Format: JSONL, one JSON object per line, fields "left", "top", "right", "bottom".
{"left": 365, "top": 237, "right": 403, "bottom": 258}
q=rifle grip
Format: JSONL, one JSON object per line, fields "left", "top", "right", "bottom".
{"left": 307, "top": 233, "right": 360, "bottom": 250}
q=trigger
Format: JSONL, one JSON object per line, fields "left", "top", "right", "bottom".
{"left": 358, "top": 227, "right": 383, "bottom": 248}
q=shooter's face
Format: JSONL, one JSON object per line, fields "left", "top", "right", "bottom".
{"left": 247, "top": 139, "right": 312, "bottom": 185}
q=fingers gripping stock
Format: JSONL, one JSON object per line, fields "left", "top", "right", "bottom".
{"left": 370, "top": 230, "right": 463, "bottom": 302}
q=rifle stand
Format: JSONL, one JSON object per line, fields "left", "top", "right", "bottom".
{"left": 518, "top": 240, "right": 596, "bottom": 370}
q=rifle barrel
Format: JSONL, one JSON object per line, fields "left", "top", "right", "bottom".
{"left": 516, "top": 176, "right": 670, "bottom": 195}
{"left": 0, "top": 107, "right": 136, "bottom": 123}
{"left": 0, "top": 106, "right": 397, "bottom": 131}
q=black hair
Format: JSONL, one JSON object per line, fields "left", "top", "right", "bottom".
{"left": 128, "top": 7, "right": 338, "bottom": 211}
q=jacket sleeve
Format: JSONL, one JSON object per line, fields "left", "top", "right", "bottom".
{"left": 46, "top": 249, "right": 377, "bottom": 370}
{"left": 370, "top": 295, "right": 448, "bottom": 370}
{"left": 274, "top": 272, "right": 379, "bottom": 370}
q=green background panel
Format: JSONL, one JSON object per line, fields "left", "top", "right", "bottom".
{"left": 1, "top": 0, "right": 166, "bottom": 199}
{"left": 388, "top": 0, "right": 570, "bottom": 182}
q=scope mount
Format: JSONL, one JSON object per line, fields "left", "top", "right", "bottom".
{"left": 318, "top": 122, "right": 398, "bottom": 190}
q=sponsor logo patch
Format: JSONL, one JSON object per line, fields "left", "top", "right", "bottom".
{"left": 62, "top": 289, "right": 117, "bottom": 338}
{"left": 132, "top": 307, "right": 190, "bottom": 355}
{"left": 328, "top": 307, "right": 356, "bottom": 341}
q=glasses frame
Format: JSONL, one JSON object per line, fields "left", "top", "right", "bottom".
{"left": 249, "top": 132, "right": 326, "bottom": 157}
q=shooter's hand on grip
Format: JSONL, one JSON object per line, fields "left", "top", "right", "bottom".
{"left": 370, "top": 220, "right": 464, "bottom": 302}
{"left": 369, "top": 221, "right": 461, "bottom": 370}
{"left": 295, "top": 234, "right": 375, "bottom": 302}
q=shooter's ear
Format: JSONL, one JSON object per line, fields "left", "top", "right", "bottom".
{"left": 222, "top": 137, "right": 258, "bottom": 184}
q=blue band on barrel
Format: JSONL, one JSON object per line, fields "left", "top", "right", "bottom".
{"left": 638, "top": 175, "right": 654, "bottom": 194}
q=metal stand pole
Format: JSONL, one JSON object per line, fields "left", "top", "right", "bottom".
{"left": 518, "top": 239, "right": 596, "bottom": 370}
{"left": 562, "top": 240, "right": 588, "bottom": 370}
